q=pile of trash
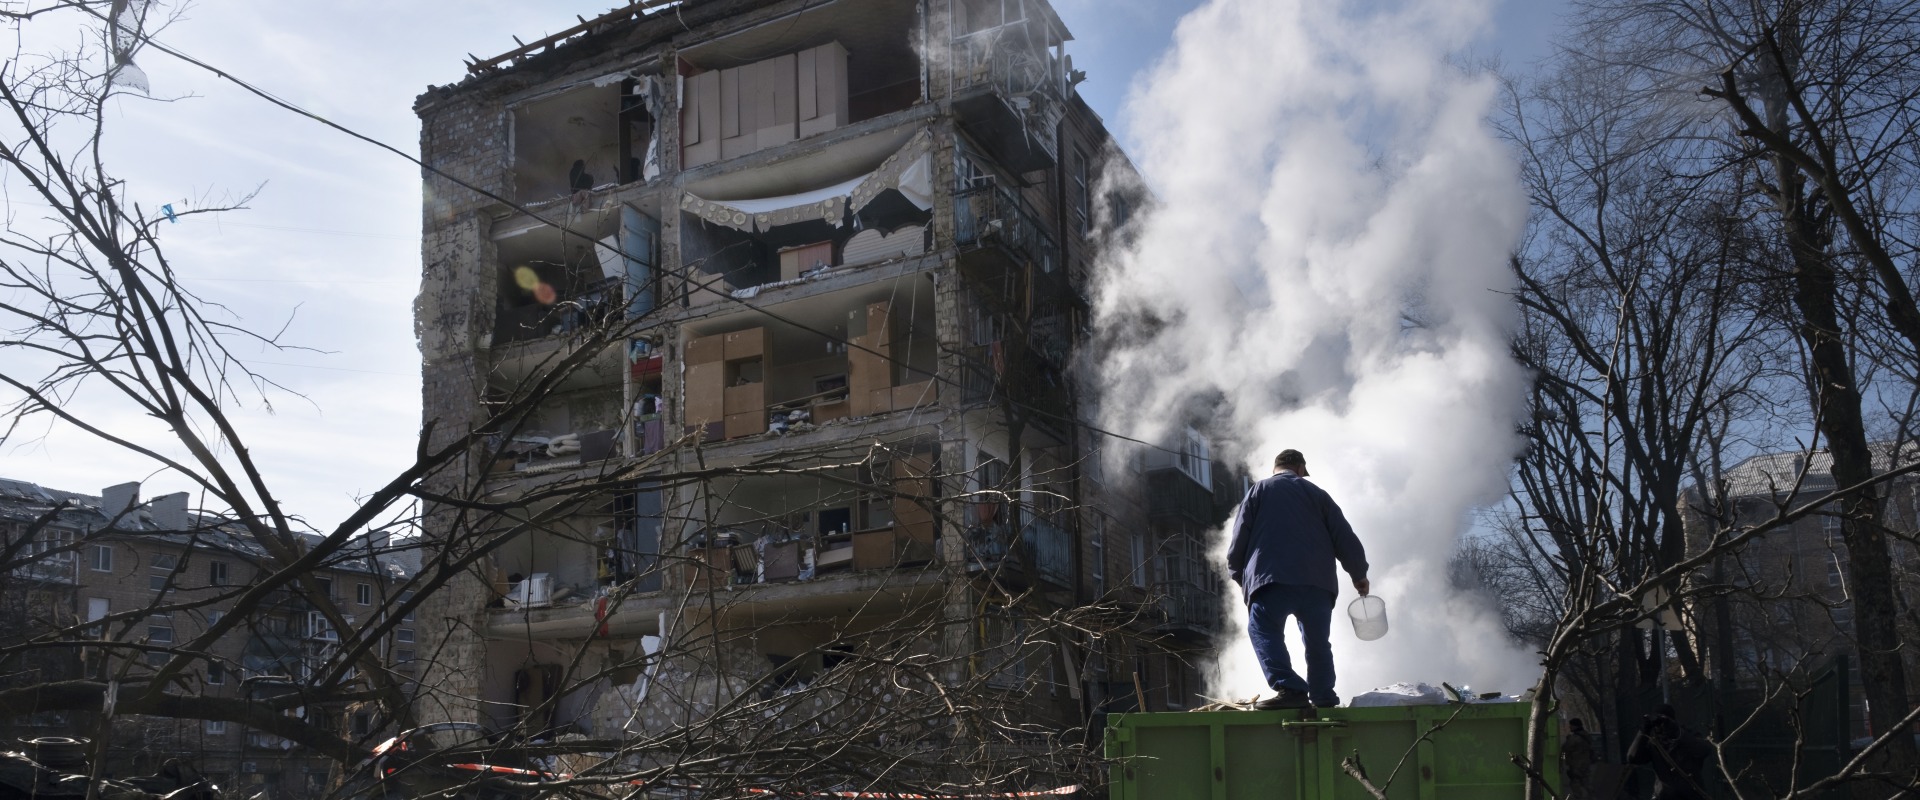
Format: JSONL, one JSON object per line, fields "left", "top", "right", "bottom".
{"left": 1348, "top": 681, "right": 1530, "bottom": 707}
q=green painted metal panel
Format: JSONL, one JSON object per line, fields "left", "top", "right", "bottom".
{"left": 1108, "top": 703, "right": 1557, "bottom": 800}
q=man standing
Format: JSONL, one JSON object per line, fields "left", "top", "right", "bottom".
{"left": 1226, "top": 449, "right": 1370, "bottom": 709}
{"left": 1562, "top": 718, "right": 1596, "bottom": 800}
{"left": 1626, "top": 704, "right": 1711, "bottom": 799}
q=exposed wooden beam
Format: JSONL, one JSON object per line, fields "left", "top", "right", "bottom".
{"left": 467, "top": 0, "right": 693, "bottom": 76}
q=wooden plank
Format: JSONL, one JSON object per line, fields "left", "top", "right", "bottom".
{"left": 468, "top": 0, "right": 689, "bottom": 74}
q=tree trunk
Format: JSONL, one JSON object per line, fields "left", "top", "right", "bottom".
{"left": 1778, "top": 162, "right": 1918, "bottom": 779}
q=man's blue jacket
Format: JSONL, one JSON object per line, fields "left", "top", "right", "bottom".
{"left": 1225, "top": 470, "right": 1369, "bottom": 603}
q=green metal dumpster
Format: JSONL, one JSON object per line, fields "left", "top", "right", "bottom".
{"left": 1106, "top": 702, "right": 1558, "bottom": 800}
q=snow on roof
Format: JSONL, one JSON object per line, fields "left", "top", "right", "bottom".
{"left": 1718, "top": 443, "right": 1920, "bottom": 499}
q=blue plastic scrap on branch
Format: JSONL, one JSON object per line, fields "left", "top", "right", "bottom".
{"left": 161, "top": 204, "right": 176, "bottom": 223}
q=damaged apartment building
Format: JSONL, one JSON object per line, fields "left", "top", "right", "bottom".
{"left": 411, "top": 0, "right": 1236, "bottom": 775}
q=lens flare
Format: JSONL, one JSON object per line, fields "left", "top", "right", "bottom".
{"left": 513, "top": 266, "right": 540, "bottom": 292}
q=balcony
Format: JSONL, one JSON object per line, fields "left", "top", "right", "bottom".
{"left": 681, "top": 285, "right": 938, "bottom": 443}
{"left": 1147, "top": 467, "right": 1215, "bottom": 527}
{"left": 1154, "top": 579, "right": 1222, "bottom": 638}
{"left": 955, "top": 185, "right": 1057, "bottom": 280}
{"left": 1151, "top": 542, "right": 1223, "bottom": 639}
{"left": 967, "top": 515, "right": 1071, "bottom": 590}
{"left": 950, "top": 5, "right": 1067, "bottom": 173}
{"left": 11, "top": 554, "right": 76, "bottom": 584}
{"left": 484, "top": 564, "right": 948, "bottom": 640}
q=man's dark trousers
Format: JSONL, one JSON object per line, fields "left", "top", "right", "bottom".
{"left": 1247, "top": 583, "right": 1337, "bottom": 707}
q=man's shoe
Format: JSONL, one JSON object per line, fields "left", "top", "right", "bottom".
{"left": 1311, "top": 696, "right": 1341, "bottom": 709}
{"left": 1250, "top": 689, "right": 1311, "bottom": 710}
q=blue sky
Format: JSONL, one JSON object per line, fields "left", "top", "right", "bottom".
{"left": 0, "top": 0, "right": 1568, "bottom": 528}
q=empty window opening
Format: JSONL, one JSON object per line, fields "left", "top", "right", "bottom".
{"left": 492, "top": 209, "right": 661, "bottom": 345}
{"left": 512, "top": 78, "right": 660, "bottom": 203}
{"left": 678, "top": 1, "right": 921, "bottom": 169}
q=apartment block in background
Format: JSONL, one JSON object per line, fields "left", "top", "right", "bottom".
{"left": 0, "top": 478, "right": 411, "bottom": 799}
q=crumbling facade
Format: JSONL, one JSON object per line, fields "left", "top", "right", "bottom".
{"left": 411, "top": 0, "right": 1230, "bottom": 783}
{"left": 0, "top": 478, "right": 411, "bottom": 797}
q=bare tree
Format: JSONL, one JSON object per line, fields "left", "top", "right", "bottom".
{"left": 1494, "top": 0, "right": 1920, "bottom": 795}
{"left": 1561, "top": 0, "right": 1920, "bottom": 783}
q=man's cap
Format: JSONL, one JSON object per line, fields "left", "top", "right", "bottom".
{"left": 1274, "top": 449, "right": 1307, "bottom": 468}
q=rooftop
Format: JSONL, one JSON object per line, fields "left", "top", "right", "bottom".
{"left": 1717, "top": 444, "right": 1920, "bottom": 499}
{"left": 0, "top": 476, "right": 411, "bottom": 579}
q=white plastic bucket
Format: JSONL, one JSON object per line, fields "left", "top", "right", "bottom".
{"left": 1348, "top": 595, "right": 1388, "bottom": 641}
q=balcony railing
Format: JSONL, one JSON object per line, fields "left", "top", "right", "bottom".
{"left": 955, "top": 185, "right": 1056, "bottom": 277}
{"left": 951, "top": 22, "right": 1061, "bottom": 103}
{"left": 1155, "top": 579, "right": 1221, "bottom": 636}
{"left": 1151, "top": 543, "right": 1222, "bottom": 637}
{"left": 949, "top": 12, "right": 1065, "bottom": 170}
{"left": 967, "top": 515, "right": 1071, "bottom": 589}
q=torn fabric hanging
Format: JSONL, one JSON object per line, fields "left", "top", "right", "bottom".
{"left": 850, "top": 129, "right": 935, "bottom": 213}
{"left": 680, "top": 128, "right": 935, "bottom": 232}
{"left": 681, "top": 174, "right": 860, "bottom": 232}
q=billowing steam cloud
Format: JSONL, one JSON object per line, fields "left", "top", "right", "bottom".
{"left": 1094, "top": 0, "right": 1537, "bottom": 700}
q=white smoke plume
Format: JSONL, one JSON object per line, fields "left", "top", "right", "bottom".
{"left": 1093, "top": 0, "right": 1537, "bottom": 701}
